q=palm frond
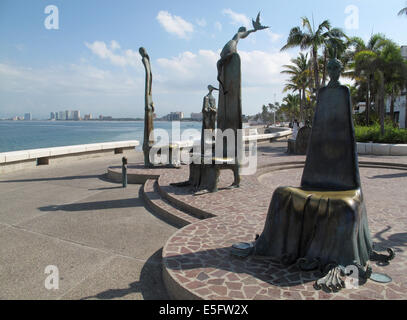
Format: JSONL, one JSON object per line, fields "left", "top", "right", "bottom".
{"left": 398, "top": 7, "right": 407, "bottom": 16}
{"left": 301, "top": 17, "right": 313, "bottom": 33}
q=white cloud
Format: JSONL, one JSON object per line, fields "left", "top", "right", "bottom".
{"left": 85, "top": 41, "right": 139, "bottom": 68}
{"left": 110, "top": 40, "right": 121, "bottom": 50}
{"left": 156, "top": 11, "right": 194, "bottom": 39}
{"left": 214, "top": 21, "right": 222, "bottom": 31}
{"left": 155, "top": 48, "right": 293, "bottom": 114}
{"left": 240, "top": 50, "right": 292, "bottom": 87}
{"left": 222, "top": 9, "right": 251, "bottom": 28}
{"left": 0, "top": 63, "right": 139, "bottom": 96}
{"left": 265, "top": 29, "right": 284, "bottom": 43}
{"left": 196, "top": 18, "right": 207, "bottom": 27}
{"left": 0, "top": 62, "right": 144, "bottom": 118}
{"left": 0, "top": 45, "right": 294, "bottom": 118}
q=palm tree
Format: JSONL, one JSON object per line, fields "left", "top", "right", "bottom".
{"left": 398, "top": 5, "right": 407, "bottom": 16}
{"left": 380, "top": 40, "right": 407, "bottom": 126}
{"left": 355, "top": 37, "right": 407, "bottom": 133}
{"left": 281, "top": 17, "right": 347, "bottom": 95}
{"left": 321, "top": 28, "right": 348, "bottom": 85}
{"left": 354, "top": 50, "right": 378, "bottom": 125}
{"left": 281, "top": 94, "right": 300, "bottom": 121}
{"left": 281, "top": 53, "right": 310, "bottom": 122}
{"left": 349, "top": 34, "right": 388, "bottom": 125}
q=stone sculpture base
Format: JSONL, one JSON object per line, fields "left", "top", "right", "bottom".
{"left": 254, "top": 186, "right": 373, "bottom": 269}
{"left": 171, "top": 156, "right": 240, "bottom": 193}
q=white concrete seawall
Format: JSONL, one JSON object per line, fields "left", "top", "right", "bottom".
{"left": 357, "top": 142, "right": 407, "bottom": 156}
{"left": 2, "top": 136, "right": 405, "bottom": 174}
{"left": 0, "top": 140, "right": 140, "bottom": 174}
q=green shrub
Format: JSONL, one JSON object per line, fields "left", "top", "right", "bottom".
{"left": 355, "top": 124, "right": 407, "bottom": 144}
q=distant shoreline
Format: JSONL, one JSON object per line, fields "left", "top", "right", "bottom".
{"left": 0, "top": 119, "right": 203, "bottom": 122}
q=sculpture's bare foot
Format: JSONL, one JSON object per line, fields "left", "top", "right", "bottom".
{"left": 314, "top": 265, "right": 345, "bottom": 293}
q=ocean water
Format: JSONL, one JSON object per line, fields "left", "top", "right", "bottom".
{"left": 0, "top": 121, "right": 202, "bottom": 153}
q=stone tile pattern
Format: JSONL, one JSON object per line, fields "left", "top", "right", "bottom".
{"left": 154, "top": 149, "right": 407, "bottom": 300}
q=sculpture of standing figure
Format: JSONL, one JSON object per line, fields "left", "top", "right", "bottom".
{"left": 139, "top": 47, "right": 155, "bottom": 167}
{"left": 201, "top": 85, "right": 218, "bottom": 155}
{"left": 216, "top": 13, "right": 268, "bottom": 185}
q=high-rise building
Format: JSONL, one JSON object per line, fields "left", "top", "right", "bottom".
{"left": 58, "top": 111, "right": 66, "bottom": 120}
{"left": 165, "top": 112, "right": 184, "bottom": 121}
{"left": 50, "top": 112, "right": 55, "bottom": 120}
{"left": 73, "top": 110, "right": 80, "bottom": 120}
{"left": 24, "top": 113, "right": 32, "bottom": 121}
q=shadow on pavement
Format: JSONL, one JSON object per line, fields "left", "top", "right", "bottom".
{"left": 373, "top": 226, "right": 407, "bottom": 253}
{"left": 367, "top": 172, "right": 407, "bottom": 179}
{"left": 80, "top": 248, "right": 170, "bottom": 300}
{"left": 39, "top": 198, "right": 144, "bottom": 212}
{"left": 0, "top": 174, "right": 106, "bottom": 183}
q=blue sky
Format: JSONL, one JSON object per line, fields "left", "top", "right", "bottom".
{"left": 0, "top": 0, "right": 406, "bottom": 119}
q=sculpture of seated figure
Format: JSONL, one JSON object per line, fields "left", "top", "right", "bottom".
{"left": 172, "top": 85, "right": 235, "bottom": 193}
{"left": 250, "top": 59, "right": 394, "bottom": 291}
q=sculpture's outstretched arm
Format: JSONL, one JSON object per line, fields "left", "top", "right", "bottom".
{"left": 239, "top": 29, "right": 256, "bottom": 39}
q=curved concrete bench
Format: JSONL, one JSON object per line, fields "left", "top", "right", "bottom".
{"left": 0, "top": 140, "right": 139, "bottom": 174}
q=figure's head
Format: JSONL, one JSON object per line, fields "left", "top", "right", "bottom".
{"left": 139, "top": 47, "right": 147, "bottom": 57}
{"left": 238, "top": 26, "right": 247, "bottom": 33}
{"left": 327, "top": 58, "right": 343, "bottom": 83}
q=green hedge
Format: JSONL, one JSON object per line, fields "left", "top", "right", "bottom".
{"left": 355, "top": 124, "right": 407, "bottom": 144}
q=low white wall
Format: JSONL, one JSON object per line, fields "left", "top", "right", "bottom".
{"left": 357, "top": 142, "right": 407, "bottom": 156}
{"left": 167, "top": 130, "right": 293, "bottom": 148}
{"left": 0, "top": 140, "right": 139, "bottom": 174}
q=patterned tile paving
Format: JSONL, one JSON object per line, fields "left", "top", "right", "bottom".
{"left": 110, "top": 147, "right": 407, "bottom": 300}
{"left": 159, "top": 150, "right": 407, "bottom": 300}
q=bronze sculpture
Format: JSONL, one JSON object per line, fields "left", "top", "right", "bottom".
{"left": 216, "top": 13, "right": 269, "bottom": 187}
{"left": 171, "top": 85, "right": 219, "bottom": 191}
{"left": 139, "top": 47, "right": 155, "bottom": 167}
{"left": 241, "top": 59, "right": 394, "bottom": 292}
{"left": 201, "top": 85, "right": 218, "bottom": 155}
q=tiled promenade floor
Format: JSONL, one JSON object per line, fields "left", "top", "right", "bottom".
{"left": 153, "top": 144, "right": 407, "bottom": 300}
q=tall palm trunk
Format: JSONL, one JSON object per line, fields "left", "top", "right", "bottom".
{"left": 390, "top": 90, "right": 395, "bottom": 127}
{"left": 312, "top": 47, "right": 320, "bottom": 97}
{"left": 302, "top": 87, "right": 307, "bottom": 123}
{"left": 322, "top": 48, "right": 328, "bottom": 86}
{"left": 377, "top": 71, "right": 385, "bottom": 136}
{"left": 299, "top": 89, "right": 303, "bottom": 122}
{"left": 366, "top": 79, "right": 371, "bottom": 126}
